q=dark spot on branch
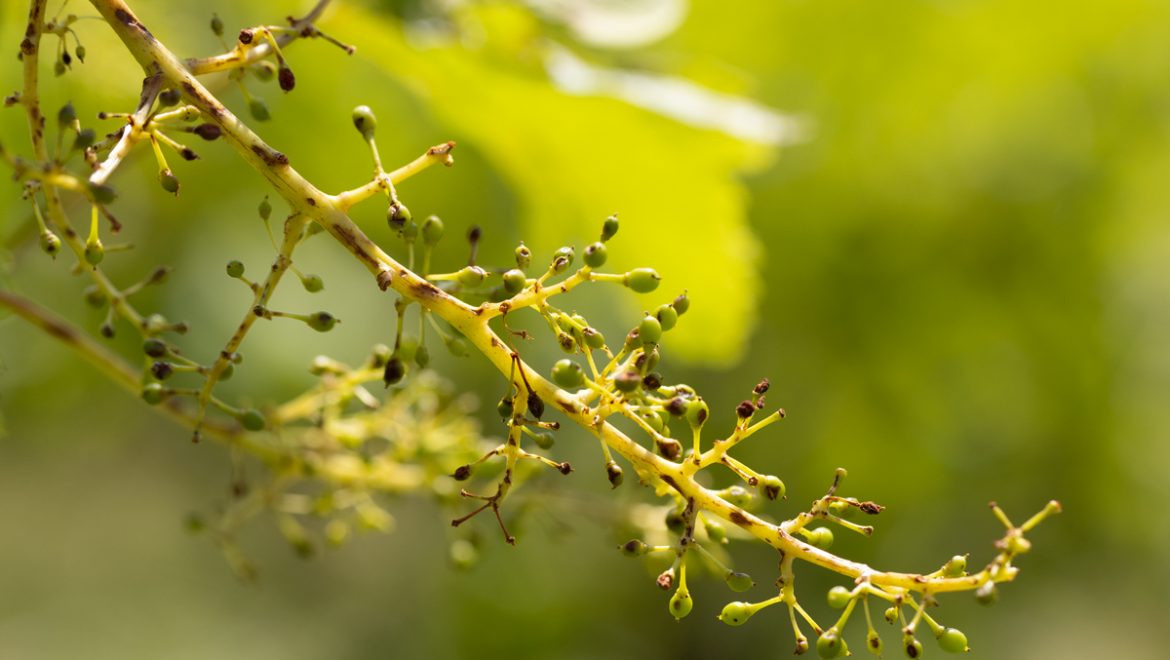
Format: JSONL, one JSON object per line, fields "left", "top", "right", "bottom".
{"left": 729, "top": 510, "right": 753, "bottom": 527}
{"left": 556, "top": 398, "right": 578, "bottom": 414}
{"left": 376, "top": 270, "right": 393, "bottom": 291}
{"left": 660, "top": 475, "right": 679, "bottom": 492}
{"left": 329, "top": 225, "right": 378, "bottom": 269}
{"left": 250, "top": 144, "right": 288, "bottom": 167}
{"left": 305, "top": 197, "right": 316, "bottom": 206}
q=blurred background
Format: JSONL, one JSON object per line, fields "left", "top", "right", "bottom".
{"left": 2, "top": 0, "right": 1168, "bottom": 658}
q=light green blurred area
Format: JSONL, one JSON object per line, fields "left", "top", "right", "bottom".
{"left": 1, "top": 0, "right": 1168, "bottom": 658}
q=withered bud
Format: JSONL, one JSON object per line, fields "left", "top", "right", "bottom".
{"left": 736, "top": 400, "right": 756, "bottom": 419}
{"left": 453, "top": 465, "right": 472, "bottom": 481}
{"left": 754, "top": 378, "right": 771, "bottom": 395}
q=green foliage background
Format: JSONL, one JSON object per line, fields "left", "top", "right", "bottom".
{"left": 1, "top": 0, "right": 1166, "bottom": 658}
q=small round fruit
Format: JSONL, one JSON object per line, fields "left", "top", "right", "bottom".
{"left": 936, "top": 627, "right": 968, "bottom": 653}
{"left": 502, "top": 269, "right": 526, "bottom": 294}
{"left": 817, "top": 628, "right": 844, "bottom": 659}
{"left": 624, "top": 268, "right": 661, "bottom": 293}
{"left": 718, "top": 601, "right": 754, "bottom": 626}
{"left": 669, "top": 587, "right": 693, "bottom": 620}
{"left": 638, "top": 314, "right": 662, "bottom": 346}
{"left": 351, "top": 105, "right": 377, "bottom": 139}
{"left": 827, "top": 585, "right": 852, "bottom": 610}
{"left": 239, "top": 409, "right": 266, "bottom": 431}
{"left": 583, "top": 242, "right": 607, "bottom": 268}
{"left": 552, "top": 359, "right": 585, "bottom": 388}
{"left": 656, "top": 303, "right": 679, "bottom": 331}
{"left": 725, "top": 571, "right": 754, "bottom": 592}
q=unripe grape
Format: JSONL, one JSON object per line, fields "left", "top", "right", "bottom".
{"left": 551, "top": 359, "right": 585, "bottom": 388}
{"left": 258, "top": 196, "right": 272, "bottom": 220}
{"left": 84, "top": 237, "right": 104, "bottom": 265}
{"left": 420, "top": 214, "right": 443, "bottom": 245}
{"left": 620, "top": 539, "right": 649, "bottom": 557}
{"left": 515, "top": 244, "right": 532, "bottom": 269}
{"left": 72, "top": 128, "right": 95, "bottom": 152}
{"left": 583, "top": 327, "right": 605, "bottom": 349}
{"left": 704, "top": 518, "right": 727, "bottom": 543}
{"left": 57, "top": 102, "right": 76, "bottom": 128}
{"left": 655, "top": 303, "right": 678, "bottom": 331}
{"left": 718, "top": 601, "right": 754, "bottom": 626}
{"left": 817, "top": 628, "right": 844, "bottom": 659}
{"left": 941, "top": 554, "right": 967, "bottom": 577}
{"left": 614, "top": 370, "right": 641, "bottom": 393}
{"left": 827, "top": 585, "right": 852, "bottom": 609}
{"left": 496, "top": 396, "right": 513, "bottom": 419}
{"left": 445, "top": 336, "right": 470, "bottom": 357}
{"left": 760, "top": 475, "right": 785, "bottom": 501}
{"left": 685, "top": 397, "right": 709, "bottom": 429}
{"left": 624, "top": 268, "right": 661, "bottom": 293}
{"left": 87, "top": 182, "right": 116, "bottom": 204}
{"left": 414, "top": 345, "right": 430, "bottom": 368}
{"left": 39, "top": 230, "right": 61, "bottom": 257}
{"left": 159, "top": 169, "right": 180, "bottom": 194}
{"left": 936, "top": 627, "right": 968, "bottom": 653}
{"left": 456, "top": 265, "right": 487, "bottom": 287}
{"left": 210, "top": 13, "right": 224, "bottom": 36}
{"left": 605, "top": 461, "right": 623, "bottom": 488}
{"left": 884, "top": 606, "right": 899, "bottom": 625}
{"left": 249, "top": 98, "right": 270, "bottom": 121}
{"left": 306, "top": 311, "right": 337, "bottom": 332}
{"left": 724, "top": 571, "right": 753, "bottom": 592}
{"left": 531, "top": 431, "right": 554, "bottom": 449}
{"left": 903, "top": 638, "right": 923, "bottom": 658}
{"left": 867, "top": 630, "right": 884, "bottom": 656}
{"left": 583, "top": 242, "right": 607, "bottom": 268}
{"left": 502, "top": 268, "right": 526, "bottom": 294}
{"left": 239, "top": 409, "right": 265, "bottom": 431}
{"left": 301, "top": 273, "right": 324, "bottom": 292}
{"left": 225, "top": 260, "right": 245, "bottom": 278}
{"left": 638, "top": 314, "right": 662, "bottom": 346}
{"left": 551, "top": 246, "right": 574, "bottom": 273}
{"left": 141, "top": 382, "right": 166, "bottom": 405}
{"left": 601, "top": 214, "right": 619, "bottom": 241}
{"left": 807, "top": 526, "right": 834, "bottom": 549}
{"left": 672, "top": 290, "right": 690, "bottom": 315}
{"left": 158, "top": 88, "right": 181, "bottom": 107}
{"left": 669, "top": 586, "right": 693, "bottom": 620}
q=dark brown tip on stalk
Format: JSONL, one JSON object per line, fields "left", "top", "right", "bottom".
{"left": 754, "top": 378, "right": 770, "bottom": 395}
{"left": 558, "top": 462, "right": 573, "bottom": 475}
{"left": 238, "top": 29, "right": 254, "bottom": 44}
{"left": 278, "top": 66, "right": 295, "bottom": 92}
{"left": 859, "top": 501, "right": 884, "bottom": 515}
{"left": 656, "top": 570, "right": 674, "bottom": 590}
{"left": 180, "top": 147, "right": 198, "bottom": 161}
{"left": 736, "top": 400, "right": 755, "bottom": 419}
{"left": 453, "top": 465, "right": 472, "bottom": 481}
{"left": 193, "top": 123, "right": 221, "bottom": 141}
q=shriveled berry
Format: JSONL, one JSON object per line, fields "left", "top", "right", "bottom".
{"left": 624, "top": 268, "right": 661, "bottom": 293}
{"left": 382, "top": 357, "right": 406, "bottom": 386}
{"left": 760, "top": 475, "right": 785, "bottom": 501}
{"left": 551, "top": 246, "right": 574, "bottom": 273}
{"left": 278, "top": 66, "right": 296, "bottom": 92}
{"left": 143, "top": 338, "right": 167, "bottom": 358}
{"left": 904, "top": 638, "right": 924, "bottom": 658}
{"left": 526, "top": 391, "right": 544, "bottom": 418}
{"left": 583, "top": 242, "right": 607, "bottom": 268}
{"left": 884, "top": 606, "right": 899, "bottom": 625}
{"left": 605, "top": 461, "right": 623, "bottom": 488}
{"left": 867, "top": 630, "right": 884, "bottom": 656}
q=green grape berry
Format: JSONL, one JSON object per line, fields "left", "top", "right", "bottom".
{"left": 496, "top": 396, "right": 514, "bottom": 419}
{"left": 817, "top": 628, "right": 845, "bottom": 659}
{"left": 72, "top": 128, "right": 95, "bottom": 152}
{"left": 718, "top": 601, "right": 754, "bottom": 626}
{"left": 724, "top": 571, "right": 754, "bottom": 593}
{"left": 239, "top": 409, "right": 265, "bottom": 431}
{"left": 143, "top": 338, "right": 168, "bottom": 358}
{"left": 655, "top": 303, "right": 678, "bottom": 331}
{"left": 827, "top": 585, "right": 852, "bottom": 609}
{"left": 39, "top": 230, "right": 61, "bottom": 257}
{"left": 582, "top": 327, "right": 605, "bottom": 350}
{"left": 301, "top": 273, "right": 324, "bottom": 292}
{"left": 420, "top": 214, "right": 443, "bottom": 245}
{"left": 249, "top": 98, "right": 270, "bottom": 121}
{"left": 515, "top": 244, "right": 532, "bottom": 270}
{"left": 807, "top": 526, "right": 834, "bottom": 549}
{"left": 829, "top": 498, "right": 859, "bottom": 520}
{"left": 884, "top": 606, "right": 899, "bottom": 625}
{"left": 502, "top": 268, "right": 526, "bottom": 294}
{"left": 620, "top": 539, "right": 649, "bottom": 557}
{"left": 583, "top": 242, "right": 607, "bottom": 268}
{"left": 867, "top": 630, "right": 884, "bottom": 656}
{"left": 760, "top": 475, "right": 785, "bottom": 501}
{"left": 160, "top": 169, "right": 180, "bottom": 194}
{"left": 975, "top": 581, "right": 998, "bottom": 605}
{"left": 57, "top": 102, "right": 76, "bottom": 127}
{"left": 624, "top": 268, "right": 661, "bottom": 293}
{"left": 210, "top": 13, "right": 224, "bottom": 36}
{"left": 552, "top": 359, "right": 585, "bottom": 388}
{"left": 307, "top": 311, "right": 337, "bottom": 332}
{"left": 532, "top": 431, "right": 555, "bottom": 449}
{"left": 685, "top": 397, "right": 709, "bottom": 429}
{"left": 352, "top": 105, "right": 377, "bottom": 139}
{"left": 158, "top": 88, "right": 181, "bottom": 107}
{"left": 456, "top": 266, "right": 487, "bottom": 287}
{"left": 445, "top": 336, "right": 470, "bottom": 357}
{"left": 551, "top": 246, "right": 574, "bottom": 273}
{"left": 638, "top": 314, "right": 662, "bottom": 346}
{"left": 672, "top": 290, "right": 690, "bottom": 315}
{"left": 601, "top": 214, "right": 619, "bottom": 241}
{"left": 705, "top": 518, "right": 727, "bottom": 543}
{"left": 936, "top": 628, "right": 968, "bottom": 653}
{"left": 141, "top": 382, "right": 166, "bottom": 405}
{"left": 669, "top": 586, "right": 693, "bottom": 620}
{"left": 904, "top": 637, "right": 924, "bottom": 659}
{"left": 84, "top": 237, "right": 104, "bottom": 265}
{"left": 258, "top": 196, "right": 272, "bottom": 220}
{"left": 942, "top": 554, "right": 967, "bottom": 577}
{"left": 390, "top": 204, "right": 414, "bottom": 232}
{"left": 415, "top": 345, "right": 430, "bottom": 368}
{"left": 87, "top": 182, "right": 117, "bottom": 205}
{"left": 615, "top": 370, "right": 641, "bottom": 393}
{"left": 226, "top": 260, "right": 245, "bottom": 278}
